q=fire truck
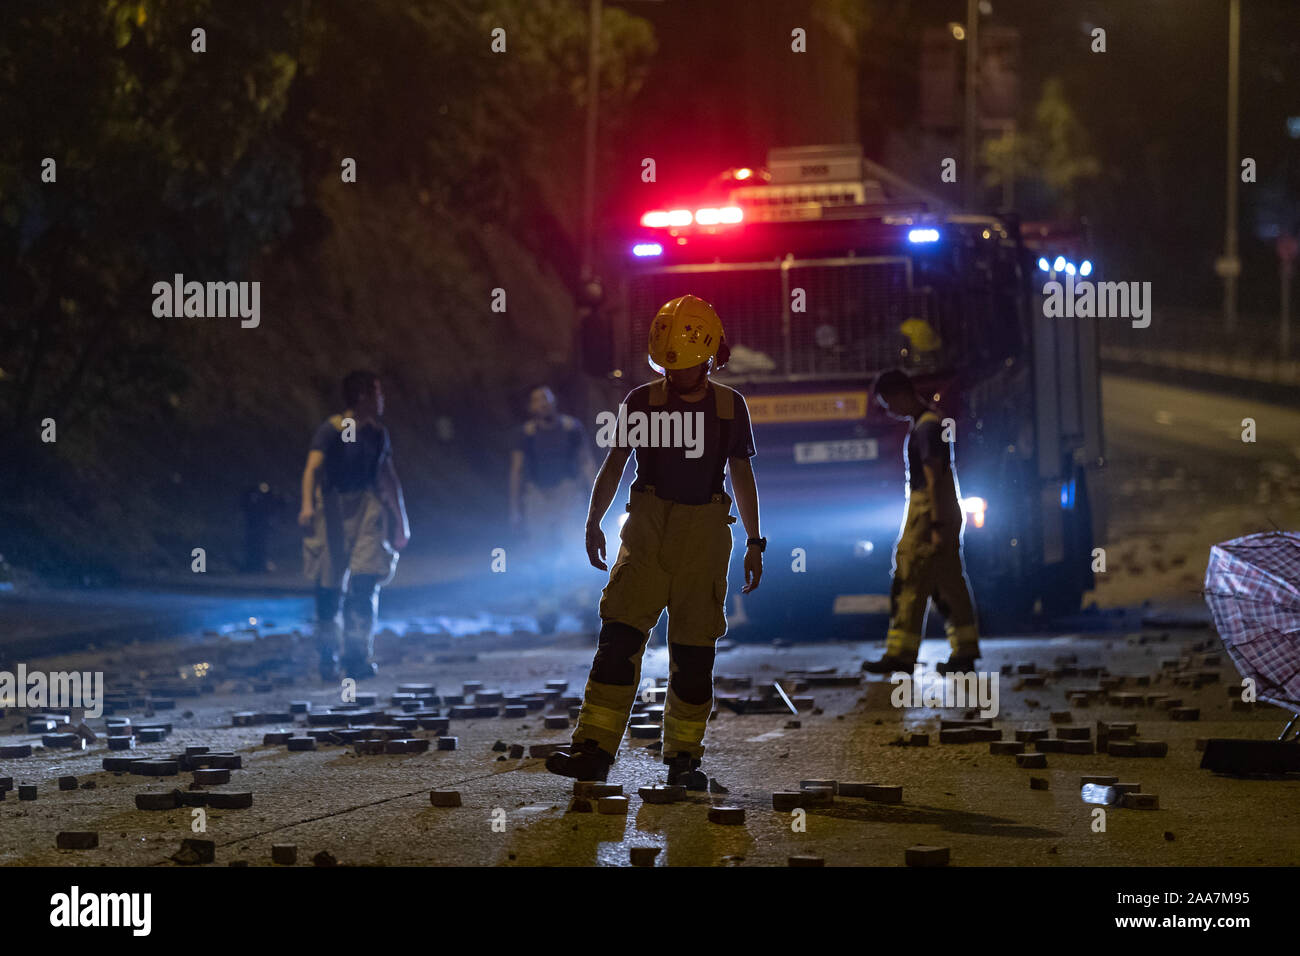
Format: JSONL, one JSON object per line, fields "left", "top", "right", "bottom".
{"left": 586, "top": 144, "right": 1105, "bottom": 639}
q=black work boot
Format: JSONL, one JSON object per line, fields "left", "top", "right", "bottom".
{"left": 861, "top": 654, "right": 917, "bottom": 674}
{"left": 545, "top": 739, "right": 615, "bottom": 782}
{"left": 935, "top": 654, "right": 979, "bottom": 675}
{"left": 664, "top": 752, "right": 708, "bottom": 791}
{"left": 339, "top": 655, "right": 377, "bottom": 681}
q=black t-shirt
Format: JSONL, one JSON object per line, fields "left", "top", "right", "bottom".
{"left": 905, "top": 411, "right": 952, "bottom": 491}
{"left": 625, "top": 382, "right": 756, "bottom": 505}
{"left": 310, "top": 416, "right": 391, "bottom": 493}
{"left": 514, "top": 414, "right": 584, "bottom": 489}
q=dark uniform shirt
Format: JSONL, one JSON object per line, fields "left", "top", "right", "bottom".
{"left": 310, "top": 417, "right": 391, "bottom": 493}
{"left": 625, "top": 382, "right": 756, "bottom": 505}
{"left": 514, "top": 414, "right": 584, "bottom": 489}
{"left": 905, "top": 411, "right": 953, "bottom": 492}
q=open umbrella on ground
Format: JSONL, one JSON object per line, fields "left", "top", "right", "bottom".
{"left": 1203, "top": 532, "right": 1300, "bottom": 770}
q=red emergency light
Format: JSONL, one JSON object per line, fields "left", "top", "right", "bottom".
{"left": 639, "top": 206, "right": 743, "bottom": 229}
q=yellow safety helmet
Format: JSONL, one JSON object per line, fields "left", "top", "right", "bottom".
{"left": 648, "top": 295, "right": 729, "bottom": 371}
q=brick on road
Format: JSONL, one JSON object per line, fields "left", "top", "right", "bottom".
{"left": 1081, "top": 775, "right": 1119, "bottom": 786}
{"left": 206, "top": 791, "right": 253, "bottom": 809}
{"left": 597, "top": 796, "right": 629, "bottom": 815}
{"left": 437, "top": 737, "right": 459, "bottom": 751}
{"left": 287, "top": 736, "right": 316, "bottom": 751}
{"left": 135, "top": 791, "right": 179, "bottom": 811}
{"left": 193, "top": 768, "right": 231, "bottom": 785}
{"left": 56, "top": 832, "right": 99, "bottom": 850}
{"left": 989, "top": 741, "right": 1022, "bottom": 755}
{"left": 19, "top": 784, "right": 37, "bottom": 800}
{"left": 430, "top": 791, "right": 462, "bottom": 807}
{"left": 905, "top": 845, "right": 950, "bottom": 867}
{"left": 1029, "top": 777, "right": 1049, "bottom": 790}
{"left": 58, "top": 776, "right": 78, "bottom": 791}
{"left": 639, "top": 785, "right": 686, "bottom": 805}
{"left": 272, "top": 844, "right": 297, "bottom": 864}
{"left": 1016, "top": 753, "right": 1047, "bottom": 768}
{"left": 629, "top": 847, "right": 661, "bottom": 867}
{"left": 1122, "top": 792, "right": 1159, "bottom": 810}
{"left": 708, "top": 806, "right": 745, "bottom": 825}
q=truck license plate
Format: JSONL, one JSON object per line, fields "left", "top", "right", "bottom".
{"left": 793, "top": 439, "right": 878, "bottom": 464}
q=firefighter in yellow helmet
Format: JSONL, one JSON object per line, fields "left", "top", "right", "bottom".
{"left": 546, "top": 295, "right": 765, "bottom": 787}
{"left": 862, "top": 368, "right": 980, "bottom": 675}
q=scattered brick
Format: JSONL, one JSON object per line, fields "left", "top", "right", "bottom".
{"left": 769, "top": 790, "right": 800, "bottom": 811}
{"left": 130, "top": 759, "right": 179, "bottom": 777}
{"left": 708, "top": 805, "right": 745, "bottom": 825}
{"left": 272, "top": 844, "right": 297, "bottom": 864}
{"left": 639, "top": 785, "right": 686, "bottom": 804}
{"left": 1015, "top": 729, "right": 1049, "bottom": 742}
{"left": 527, "top": 742, "right": 565, "bottom": 758}
{"left": 429, "top": 790, "right": 462, "bottom": 807}
{"left": 598, "top": 796, "right": 630, "bottom": 815}
{"left": 567, "top": 797, "right": 593, "bottom": 813}
{"left": 905, "top": 845, "right": 950, "bottom": 867}
{"left": 543, "top": 715, "right": 571, "bottom": 730}
{"left": 1122, "top": 792, "right": 1159, "bottom": 810}
{"left": 508, "top": 744, "right": 525, "bottom": 759}
{"left": 312, "top": 851, "right": 338, "bottom": 867}
{"left": 1170, "top": 707, "right": 1200, "bottom": 721}
{"left": 57, "top": 832, "right": 99, "bottom": 850}
{"left": 58, "top": 776, "right": 78, "bottom": 791}
{"left": 262, "top": 732, "right": 293, "bottom": 746}
{"left": 206, "top": 791, "right": 253, "bottom": 809}
{"left": 1056, "top": 725, "right": 1091, "bottom": 740}
{"left": 939, "top": 728, "right": 977, "bottom": 744}
{"left": 287, "top": 736, "right": 316, "bottom": 752}
{"left": 629, "top": 847, "right": 661, "bottom": 866}
{"left": 788, "top": 855, "right": 825, "bottom": 866}
{"left": 1029, "top": 777, "right": 1049, "bottom": 790}
{"left": 1063, "top": 739, "right": 1095, "bottom": 755}
{"left": 1113, "top": 782, "right": 1141, "bottom": 794}
{"left": 1035, "top": 739, "right": 1065, "bottom": 753}
{"left": 861, "top": 784, "right": 903, "bottom": 804}
{"left": 193, "top": 769, "right": 230, "bottom": 785}
{"left": 437, "top": 737, "right": 459, "bottom": 751}
{"left": 908, "top": 732, "right": 930, "bottom": 746}
{"left": 173, "top": 838, "right": 215, "bottom": 865}
{"left": 1016, "top": 753, "right": 1047, "bottom": 768}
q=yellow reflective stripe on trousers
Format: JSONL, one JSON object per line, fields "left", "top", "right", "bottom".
{"left": 577, "top": 701, "right": 628, "bottom": 734}
{"left": 662, "top": 715, "right": 708, "bottom": 745}
{"left": 885, "top": 629, "right": 922, "bottom": 657}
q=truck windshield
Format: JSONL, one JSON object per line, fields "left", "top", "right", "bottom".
{"left": 628, "top": 245, "right": 1022, "bottom": 382}
{"left": 628, "top": 255, "right": 998, "bottom": 381}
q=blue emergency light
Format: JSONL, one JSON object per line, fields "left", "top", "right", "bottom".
{"left": 632, "top": 242, "right": 663, "bottom": 258}
{"left": 907, "top": 228, "right": 940, "bottom": 244}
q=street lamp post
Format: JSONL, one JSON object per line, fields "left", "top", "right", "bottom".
{"left": 963, "top": 0, "right": 980, "bottom": 211}
{"left": 1222, "top": 0, "right": 1241, "bottom": 333}
{"left": 581, "top": 0, "right": 603, "bottom": 283}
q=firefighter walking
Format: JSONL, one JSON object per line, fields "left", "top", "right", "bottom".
{"left": 299, "top": 370, "right": 411, "bottom": 681}
{"left": 547, "top": 295, "right": 765, "bottom": 787}
{"left": 862, "top": 368, "right": 980, "bottom": 675}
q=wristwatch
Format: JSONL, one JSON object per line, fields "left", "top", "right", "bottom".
{"left": 746, "top": 536, "right": 767, "bottom": 552}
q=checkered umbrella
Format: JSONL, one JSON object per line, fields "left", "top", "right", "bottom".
{"left": 1204, "top": 531, "right": 1300, "bottom": 713}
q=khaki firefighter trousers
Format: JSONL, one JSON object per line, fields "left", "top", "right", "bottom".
{"left": 885, "top": 488, "right": 980, "bottom": 660}
{"left": 572, "top": 487, "right": 735, "bottom": 760}
{"left": 302, "top": 488, "right": 398, "bottom": 662}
